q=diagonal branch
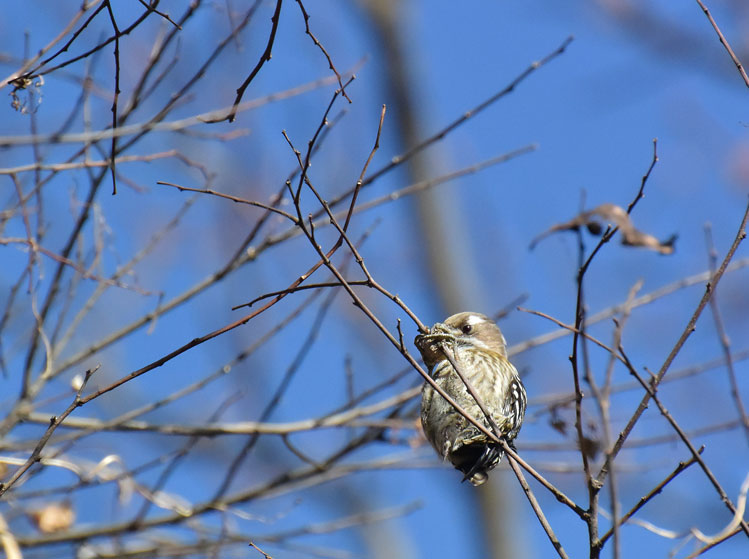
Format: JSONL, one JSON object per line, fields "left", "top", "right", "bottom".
{"left": 694, "top": 0, "right": 749, "bottom": 88}
{"left": 598, "top": 200, "right": 749, "bottom": 486}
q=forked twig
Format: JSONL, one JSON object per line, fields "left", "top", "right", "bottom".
{"left": 0, "top": 366, "right": 99, "bottom": 497}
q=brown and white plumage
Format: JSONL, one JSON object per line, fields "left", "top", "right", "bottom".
{"left": 415, "top": 312, "right": 526, "bottom": 486}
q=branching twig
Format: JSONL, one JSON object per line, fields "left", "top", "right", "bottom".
{"left": 599, "top": 201, "right": 749, "bottom": 485}
{"left": 0, "top": 365, "right": 99, "bottom": 497}
{"left": 619, "top": 346, "right": 749, "bottom": 538}
{"left": 294, "top": 0, "right": 350, "bottom": 103}
{"left": 599, "top": 451, "right": 702, "bottom": 545}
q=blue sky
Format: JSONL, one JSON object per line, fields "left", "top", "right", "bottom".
{"left": 1, "top": 1, "right": 748, "bottom": 558}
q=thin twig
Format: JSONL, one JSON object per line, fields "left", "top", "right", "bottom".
{"left": 506, "top": 454, "right": 570, "bottom": 559}
{"left": 157, "top": 181, "right": 299, "bottom": 223}
{"left": 598, "top": 201, "right": 749, "bottom": 485}
{"left": 704, "top": 222, "right": 749, "bottom": 443}
{"left": 318, "top": 38, "right": 573, "bottom": 219}
{"left": 694, "top": 0, "right": 749, "bottom": 88}
{"left": 619, "top": 347, "right": 749, "bottom": 538}
{"left": 103, "top": 0, "right": 120, "bottom": 194}
{"left": 599, "top": 451, "right": 702, "bottom": 545}
{"left": 0, "top": 365, "right": 99, "bottom": 497}
{"left": 294, "top": 0, "right": 350, "bottom": 102}
{"left": 208, "top": 0, "right": 282, "bottom": 123}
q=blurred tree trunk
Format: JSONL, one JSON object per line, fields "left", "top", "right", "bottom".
{"left": 355, "top": 1, "right": 523, "bottom": 557}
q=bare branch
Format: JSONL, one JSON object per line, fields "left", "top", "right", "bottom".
{"left": 694, "top": 0, "right": 749, "bottom": 87}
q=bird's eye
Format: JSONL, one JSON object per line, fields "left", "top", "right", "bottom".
{"left": 461, "top": 324, "right": 473, "bottom": 334}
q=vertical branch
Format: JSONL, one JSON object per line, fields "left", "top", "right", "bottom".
{"left": 704, "top": 223, "right": 749, "bottom": 444}
{"left": 11, "top": 174, "right": 37, "bottom": 294}
{"left": 570, "top": 226, "right": 600, "bottom": 557}
{"left": 598, "top": 280, "right": 641, "bottom": 559}
{"left": 570, "top": 141, "right": 660, "bottom": 557}
{"left": 104, "top": 0, "right": 121, "bottom": 194}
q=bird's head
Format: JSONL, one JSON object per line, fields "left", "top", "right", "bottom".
{"left": 414, "top": 312, "right": 508, "bottom": 368}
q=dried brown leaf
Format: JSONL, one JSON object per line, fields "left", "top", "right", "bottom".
{"left": 579, "top": 435, "right": 602, "bottom": 461}
{"left": 30, "top": 502, "right": 75, "bottom": 533}
{"left": 530, "top": 203, "right": 676, "bottom": 254}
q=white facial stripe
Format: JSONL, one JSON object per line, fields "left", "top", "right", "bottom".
{"left": 468, "top": 338, "right": 491, "bottom": 351}
{"left": 465, "top": 314, "right": 486, "bottom": 327}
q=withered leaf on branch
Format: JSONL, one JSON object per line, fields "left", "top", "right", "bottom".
{"left": 549, "top": 405, "right": 568, "bottom": 436}
{"left": 579, "top": 435, "right": 602, "bottom": 461}
{"left": 30, "top": 502, "right": 75, "bottom": 533}
{"left": 530, "top": 203, "right": 677, "bottom": 254}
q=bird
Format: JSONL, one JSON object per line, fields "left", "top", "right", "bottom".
{"left": 415, "top": 312, "right": 526, "bottom": 486}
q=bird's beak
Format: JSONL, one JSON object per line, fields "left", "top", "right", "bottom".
{"left": 414, "top": 323, "right": 455, "bottom": 353}
{"left": 430, "top": 322, "right": 449, "bottom": 335}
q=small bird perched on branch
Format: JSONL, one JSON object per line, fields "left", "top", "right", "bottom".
{"left": 415, "top": 312, "right": 526, "bottom": 486}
